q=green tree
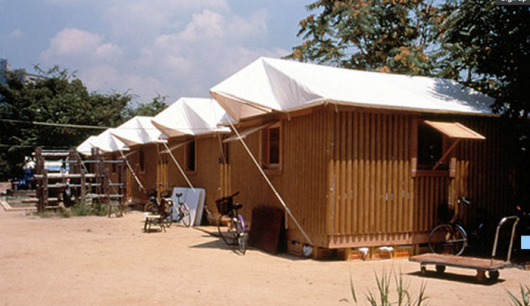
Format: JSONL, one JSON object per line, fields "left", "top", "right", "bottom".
{"left": 126, "top": 94, "right": 168, "bottom": 117}
{"left": 0, "top": 66, "right": 132, "bottom": 179}
{"left": 438, "top": 0, "right": 530, "bottom": 117}
{"left": 287, "top": 0, "right": 440, "bottom": 75}
{"left": 438, "top": 1, "right": 530, "bottom": 204}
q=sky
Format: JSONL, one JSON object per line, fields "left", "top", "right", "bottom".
{"left": 0, "top": 0, "right": 315, "bottom": 105}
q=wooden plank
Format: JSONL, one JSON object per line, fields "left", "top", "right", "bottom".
{"left": 375, "top": 113, "right": 382, "bottom": 232}
{"left": 353, "top": 111, "right": 360, "bottom": 234}
{"left": 392, "top": 115, "right": 399, "bottom": 233}
{"left": 334, "top": 112, "right": 340, "bottom": 235}
{"left": 381, "top": 114, "right": 388, "bottom": 233}
{"left": 398, "top": 115, "right": 405, "bottom": 232}
{"left": 370, "top": 113, "right": 376, "bottom": 232}
{"left": 325, "top": 112, "right": 335, "bottom": 235}
{"left": 248, "top": 206, "right": 285, "bottom": 254}
{"left": 404, "top": 117, "right": 412, "bottom": 231}
{"left": 358, "top": 112, "right": 366, "bottom": 234}
{"left": 340, "top": 113, "right": 347, "bottom": 234}
{"left": 346, "top": 112, "right": 353, "bottom": 235}
{"left": 409, "top": 253, "right": 507, "bottom": 271}
{"left": 364, "top": 112, "right": 371, "bottom": 233}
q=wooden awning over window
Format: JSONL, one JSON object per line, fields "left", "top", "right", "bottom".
{"left": 222, "top": 123, "right": 276, "bottom": 143}
{"left": 424, "top": 121, "right": 485, "bottom": 171}
{"left": 424, "top": 121, "right": 485, "bottom": 140}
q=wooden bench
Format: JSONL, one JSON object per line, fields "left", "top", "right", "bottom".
{"left": 143, "top": 214, "right": 166, "bottom": 233}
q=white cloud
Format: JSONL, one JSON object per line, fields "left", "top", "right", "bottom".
{"left": 10, "top": 29, "right": 23, "bottom": 38}
{"left": 102, "top": 0, "right": 230, "bottom": 43}
{"left": 80, "top": 65, "right": 165, "bottom": 102}
{"left": 129, "top": 8, "right": 282, "bottom": 99}
{"left": 35, "top": 1, "right": 296, "bottom": 105}
{"left": 41, "top": 28, "right": 121, "bottom": 62}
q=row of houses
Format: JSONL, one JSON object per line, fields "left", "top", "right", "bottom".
{"left": 77, "top": 57, "right": 518, "bottom": 258}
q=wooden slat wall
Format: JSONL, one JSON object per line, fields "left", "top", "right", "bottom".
{"left": 165, "top": 136, "right": 226, "bottom": 219}
{"left": 411, "top": 116, "right": 516, "bottom": 241}
{"left": 227, "top": 111, "right": 331, "bottom": 246}
{"left": 452, "top": 117, "right": 515, "bottom": 226}
{"left": 330, "top": 110, "right": 414, "bottom": 237}
{"left": 413, "top": 176, "right": 449, "bottom": 233}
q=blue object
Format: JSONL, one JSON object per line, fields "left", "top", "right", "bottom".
{"left": 522, "top": 236, "right": 530, "bottom": 250}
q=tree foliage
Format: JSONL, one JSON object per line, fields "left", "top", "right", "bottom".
{"left": 0, "top": 66, "right": 165, "bottom": 180}
{"left": 290, "top": 0, "right": 530, "bottom": 201}
{"left": 126, "top": 94, "right": 168, "bottom": 117}
{"left": 438, "top": 0, "right": 530, "bottom": 117}
{"left": 287, "top": 0, "right": 440, "bottom": 76}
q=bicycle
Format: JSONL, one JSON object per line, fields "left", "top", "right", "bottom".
{"left": 428, "top": 197, "right": 487, "bottom": 256}
{"left": 216, "top": 191, "right": 247, "bottom": 254}
{"left": 172, "top": 192, "right": 191, "bottom": 227}
{"left": 144, "top": 187, "right": 174, "bottom": 229}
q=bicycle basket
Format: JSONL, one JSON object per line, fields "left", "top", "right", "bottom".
{"left": 216, "top": 199, "right": 230, "bottom": 215}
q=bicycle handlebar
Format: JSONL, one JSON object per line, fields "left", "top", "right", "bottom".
{"left": 459, "top": 197, "right": 471, "bottom": 206}
{"left": 215, "top": 191, "right": 240, "bottom": 204}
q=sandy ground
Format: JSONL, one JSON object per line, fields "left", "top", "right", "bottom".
{"left": 1, "top": 204, "right": 529, "bottom": 306}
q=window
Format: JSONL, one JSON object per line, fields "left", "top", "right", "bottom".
{"left": 261, "top": 122, "right": 282, "bottom": 170}
{"left": 416, "top": 120, "right": 485, "bottom": 172}
{"left": 112, "top": 153, "right": 117, "bottom": 173}
{"left": 185, "top": 140, "right": 196, "bottom": 173}
{"left": 418, "top": 123, "right": 444, "bottom": 169}
{"left": 139, "top": 148, "right": 145, "bottom": 173}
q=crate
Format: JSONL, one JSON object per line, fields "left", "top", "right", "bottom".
{"left": 337, "top": 248, "right": 369, "bottom": 261}
{"left": 394, "top": 245, "right": 413, "bottom": 258}
{"left": 287, "top": 240, "right": 304, "bottom": 257}
{"left": 372, "top": 246, "right": 394, "bottom": 259}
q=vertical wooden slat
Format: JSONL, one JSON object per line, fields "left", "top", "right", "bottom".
{"left": 365, "top": 112, "right": 372, "bottom": 233}
{"left": 375, "top": 114, "right": 382, "bottom": 232}
{"left": 381, "top": 114, "right": 388, "bottom": 233}
{"left": 370, "top": 113, "right": 377, "bottom": 232}
{"left": 392, "top": 115, "right": 399, "bottom": 233}
{"left": 340, "top": 113, "right": 347, "bottom": 234}
{"left": 397, "top": 115, "right": 405, "bottom": 232}
{"left": 404, "top": 117, "right": 412, "bottom": 231}
{"left": 326, "top": 111, "right": 335, "bottom": 236}
{"left": 358, "top": 112, "right": 365, "bottom": 234}
{"left": 353, "top": 111, "right": 360, "bottom": 234}
{"left": 346, "top": 112, "right": 353, "bottom": 234}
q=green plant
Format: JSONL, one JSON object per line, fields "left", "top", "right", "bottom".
{"left": 507, "top": 285, "right": 530, "bottom": 306}
{"left": 349, "top": 268, "right": 428, "bottom": 306}
{"left": 34, "top": 201, "right": 111, "bottom": 218}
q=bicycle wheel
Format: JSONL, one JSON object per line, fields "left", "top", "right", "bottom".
{"left": 218, "top": 215, "right": 238, "bottom": 245}
{"left": 179, "top": 204, "right": 191, "bottom": 227}
{"left": 162, "top": 213, "right": 172, "bottom": 228}
{"left": 236, "top": 214, "right": 246, "bottom": 254}
{"left": 144, "top": 202, "right": 156, "bottom": 213}
{"left": 429, "top": 224, "right": 467, "bottom": 256}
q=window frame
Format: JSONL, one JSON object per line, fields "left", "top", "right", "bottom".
{"left": 139, "top": 148, "right": 145, "bottom": 174}
{"left": 261, "top": 122, "right": 283, "bottom": 174}
{"left": 185, "top": 139, "right": 197, "bottom": 174}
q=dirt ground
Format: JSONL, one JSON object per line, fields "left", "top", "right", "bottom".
{"left": 1, "top": 203, "right": 529, "bottom": 306}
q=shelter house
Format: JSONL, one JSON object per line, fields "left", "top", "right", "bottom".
{"left": 85, "top": 127, "right": 130, "bottom": 190}
{"left": 210, "top": 57, "right": 516, "bottom": 258}
{"left": 151, "top": 97, "right": 231, "bottom": 221}
{"left": 109, "top": 116, "right": 167, "bottom": 204}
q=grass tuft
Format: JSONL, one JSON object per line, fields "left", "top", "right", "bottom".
{"left": 349, "top": 268, "right": 428, "bottom": 306}
{"left": 507, "top": 285, "right": 530, "bottom": 306}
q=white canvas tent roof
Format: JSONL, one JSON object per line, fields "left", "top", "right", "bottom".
{"left": 89, "top": 128, "right": 129, "bottom": 153}
{"left": 210, "top": 57, "right": 495, "bottom": 122}
{"left": 110, "top": 116, "right": 166, "bottom": 147}
{"left": 151, "top": 97, "right": 231, "bottom": 138}
{"left": 77, "top": 136, "right": 98, "bottom": 156}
